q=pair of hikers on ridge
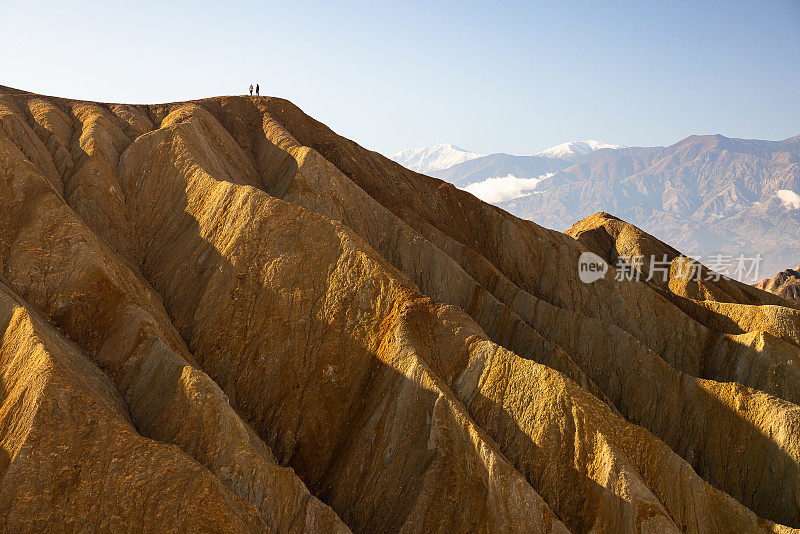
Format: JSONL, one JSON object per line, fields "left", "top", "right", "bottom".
{"left": 249, "top": 84, "right": 260, "bottom": 96}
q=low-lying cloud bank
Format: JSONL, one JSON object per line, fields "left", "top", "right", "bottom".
{"left": 462, "top": 173, "right": 554, "bottom": 203}
{"left": 777, "top": 189, "right": 800, "bottom": 210}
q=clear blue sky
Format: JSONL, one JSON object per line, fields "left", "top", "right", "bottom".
{"left": 2, "top": 0, "right": 798, "bottom": 155}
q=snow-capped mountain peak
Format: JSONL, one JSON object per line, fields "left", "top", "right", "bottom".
{"left": 534, "top": 140, "right": 624, "bottom": 159}
{"left": 391, "top": 143, "right": 484, "bottom": 174}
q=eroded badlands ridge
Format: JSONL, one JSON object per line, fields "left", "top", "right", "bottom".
{"left": 757, "top": 266, "right": 800, "bottom": 304}
{"left": 0, "top": 86, "right": 799, "bottom": 533}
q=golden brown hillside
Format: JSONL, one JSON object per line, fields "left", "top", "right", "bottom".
{"left": 757, "top": 266, "right": 800, "bottom": 304}
{"left": 1, "top": 86, "right": 799, "bottom": 533}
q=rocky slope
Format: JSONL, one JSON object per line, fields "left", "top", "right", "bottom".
{"left": 0, "top": 86, "right": 799, "bottom": 532}
{"left": 757, "top": 265, "right": 800, "bottom": 303}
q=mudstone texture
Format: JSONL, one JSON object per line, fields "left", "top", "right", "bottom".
{"left": 0, "top": 87, "right": 799, "bottom": 533}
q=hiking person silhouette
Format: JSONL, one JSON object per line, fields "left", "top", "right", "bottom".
{"left": 256, "top": 84, "right": 260, "bottom": 96}
{"left": 249, "top": 84, "right": 253, "bottom": 95}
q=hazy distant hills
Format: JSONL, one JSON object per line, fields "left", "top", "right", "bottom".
{"left": 395, "top": 134, "right": 800, "bottom": 278}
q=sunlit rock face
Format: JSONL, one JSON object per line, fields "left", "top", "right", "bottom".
{"left": 757, "top": 265, "right": 800, "bottom": 304}
{"left": 0, "top": 85, "right": 799, "bottom": 533}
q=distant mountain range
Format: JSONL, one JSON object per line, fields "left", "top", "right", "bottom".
{"left": 391, "top": 139, "right": 620, "bottom": 176}
{"left": 534, "top": 139, "right": 624, "bottom": 160}
{"left": 392, "top": 134, "right": 800, "bottom": 279}
{"left": 390, "top": 143, "right": 484, "bottom": 174}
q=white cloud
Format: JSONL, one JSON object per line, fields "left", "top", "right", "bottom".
{"left": 777, "top": 189, "right": 800, "bottom": 210}
{"left": 462, "top": 173, "right": 553, "bottom": 203}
